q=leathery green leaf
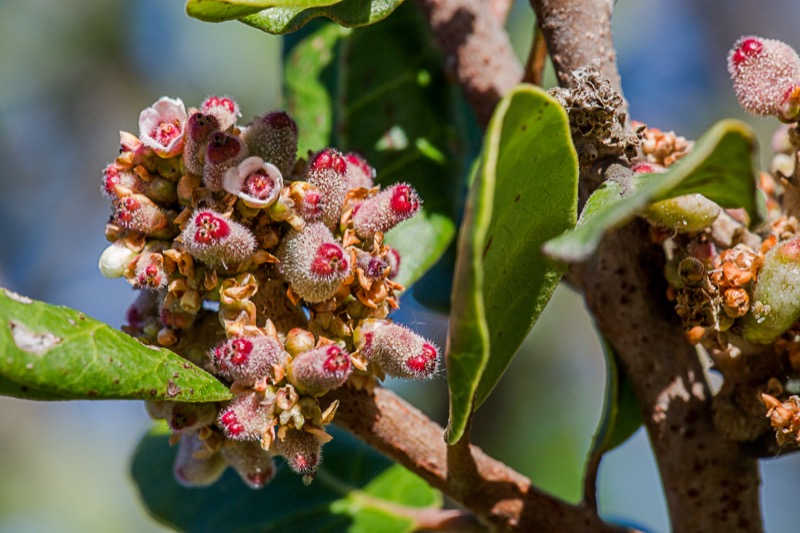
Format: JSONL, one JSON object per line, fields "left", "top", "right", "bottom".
{"left": 186, "top": 0, "right": 342, "bottom": 23}
{"left": 544, "top": 119, "right": 763, "bottom": 263}
{"left": 446, "top": 85, "right": 578, "bottom": 443}
{"left": 132, "top": 426, "right": 441, "bottom": 532}
{"left": 240, "top": 0, "right": 403, "bottom": 34}
{"left": 0, "top": 288, "right": 231, "bottom": 402}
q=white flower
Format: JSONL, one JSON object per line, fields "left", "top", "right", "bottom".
{"left": 98, "top": 241, "right": 137, "bottom": 279}
{"left": 224, "top": 156, "right": 283, "bottom": 208}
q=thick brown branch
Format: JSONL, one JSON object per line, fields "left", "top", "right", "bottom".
{"left": 415, "top": 0, "right": 523, "bottom": 126}
{"left": 326, "top": 386, "right": 627, "bottom": 532}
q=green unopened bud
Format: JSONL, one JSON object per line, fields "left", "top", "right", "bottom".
{"left": 742, "top": 238, "right": 800, "bottom": 343}
{"left": 642, "top": 194, "right": 720, "bottom": 233}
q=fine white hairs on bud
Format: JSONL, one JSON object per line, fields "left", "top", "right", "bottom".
{"left": 224, "top": 156, "right": 283, "bottom": 209}
{"left": 166, "top": 402, "right": 218, "bottom": 432}
{"left": 210, "top": 335, "right": 289, "bottom": 385}
{"left": 114, "top": 194, "right": 169, "bottom": 236}
{"left": 183, "top": 112, "right": 220, "bottom": 176}
{"left": 728, "top": 36, "right": 800, "bottom": 121}
{"left": 217, "top": 391, "right": 272, "bottom": 441}
{"left": 102, "top": 164, "right": 143, "bottom": 199}
{"left": 220, "top": 441, "right": 275, "bottom": 489}
{"left": 355, "top": 320, "right": 439, "bottom": 379}
{"left": 139, "top": 97, "right": 187, "bottom": 158}
{"left": 242, "top": 111, "right": 299, "bottom": 177}
{"left": 182, "top": 210, "right": 256, "bottom": 269}
{"left": 274, "top": 428, "right": 323, "bottom": 479}
{"left": 201, "top": 95, "right": 241, "bottom": 131}
{"left": 352, "top": 183, "right": 421, "bottom": 239}
{"left": 132, "top": 252, "right": 168, "bottom": 290}
{"left": 344, "top": 152, "right": 375, "bottom": 190}
{"left": 306, "top": 149, "right": 348, "bottom": 228}
{"left": 173, "top": 433, "right": 227, "bottom": 488}
{"left": 203, "top": 132, "right": 247, "bottom": 192}
{"left": 278, "top": 223, "right": 349, "bottom": 303}
{"left": 286, "top": 345, "right": 352, "bottom": 396}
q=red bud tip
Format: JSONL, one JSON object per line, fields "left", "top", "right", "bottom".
{"left": 310, "top": 149, "right": 347, "bottom": 174}
{"left": 389, "top": 184, "right": 419, "bottom": 214}
{"left": 731, "top": 37, "right": 764, "bottom": 68}
{"left": 310, "top": 243, "right": 347, "bottom": 277}
{"left": 193, "top": 212, "right": 231, "bottom": 244}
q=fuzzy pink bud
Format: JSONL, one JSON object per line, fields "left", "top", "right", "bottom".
{"left": 356, "top": 250, "right": 389, "bottom": 281}
{"left": 114, "top": 194, "right": 169, "bottom": 236}
{"left": 217, "top": 391, "right": 272, "bottom": 441}
{"left": 210, "top": 335, "right": 289, "bottom": 385}
{"left": 101, "top": 164, "right": 143, "bottom": 198}
{"left": 183, "top": 112, "right": 220, "bottom": 175}
{"left": 242, "top": 111, "right": 299, "bottom": 177}
{"left": 728, "top": 36, "right": 800, "bottom": 121}
{"left": 352, "top": 183, "right": 421, "bottom": 239}
{"left": 287, "top": 345, "right": 352, "bottom": 396}
{"left": 220, "top": 441, "right": 275, "bottom": 489}
{"left": 306, "top": 149, "right": 348, "bottom": 228}
{"left": 278, "top": 223, "right": 349, "bottom": 303}
{"left": 224, "top": 156, "right": 283, "bottom": 208}
{"left": 386, "top": 247, "right": 401, "bottom": 279}
{"left": 166, "top": 402, "right": 218, "bottom": 432}
{"left": 182, "top": 210, "right": 256, "bottom": 269}
{"left": 132, "top": 252, "right": 168, "bottom": 290}
{"left": 201, "top": 95, "right": 241, "bottom": 131}
{"left": 274, "top": 428, "right": 323, "bottom": 478}
{"left": 173, "top": 433, "right": 227, "bottom": 488}
{"left": 139, "top": 97, "right": 187, "bottom": 158}
{"left": 203, "top": 132, "right": 247, "bottom": 192}
{"left": 344, "top": 152, "right": 375, "bottom": 190}
{"left": 631, "top": 162, "right": 666, "bottom": 174}
{"left": 355, "top": 320, "right": 439, "bottom": 379}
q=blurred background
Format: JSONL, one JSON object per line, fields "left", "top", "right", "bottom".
{"left": 1, "top": 0, "right": 800, "bottom": 531}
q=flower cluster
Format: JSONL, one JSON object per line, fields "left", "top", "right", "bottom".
{"left": 100, "top": 96, "right": 439, "bottom": 488}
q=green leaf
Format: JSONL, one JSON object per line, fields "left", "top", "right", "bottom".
{"left": 284, "top": 4, "right": 478, "bottom": 288}
{"left": 186, "top": 0, "right": 342, "bottom": 23}
{"left": 544, "top": 119, "right": 763, "bottom": 263}
{"left": 446, "top": 85, "right": 578, "bottom": 443}
{"left": 0, "top": 288, "right": 231, "bottom": 402}
{"left": 132, "top": 426, "right": 441, "bottom": 532}
{"left": 240, "top": 0, "right": 403, "bottom": 35}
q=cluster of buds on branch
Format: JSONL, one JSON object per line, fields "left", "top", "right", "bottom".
{"left": 99, "top": 96, "right": 439, "bottom": 488}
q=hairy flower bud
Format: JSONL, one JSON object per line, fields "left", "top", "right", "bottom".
{"left": 173, "top": 433, "right": 227, "bottom": 488}
{"left": 224, "top": 156, "right": 283, "bottom": 208}
{"left": 356, "top": 250, "right": 389, "bottom": 282}
{"left": 306, "top": 149, "right": 348, "bottom": 228}
{"left": 286, "top": 345, "right": 352, "bottom": 396}
{"left": 139, "top": 97, "right": 187, "bottom": 158}
{"left": 166, "top": 402, "right": 218, "bottom": 432}
{"left": 203, "top": 132, "right": 247, "bottom": 192}
{"left": 289, "top": 182, "right": 324, "bottom": 224}
{"left": 114, "top": 194, "right": 169, "bottom": 236}
{"left": 182, "top": 210, "right": 256, "bottom": 269}
{"left": 355, "top": 320, "right": 439, "bottom": 379}
{"left": 344, "top": 152, "right": 375, "bottom": 190}
{"left": 211, "top": 335, "right": 289, "bottom": 385}
{"left": 352, "top": 183, "right": 421, "bottom": 239}
{"left": 133, "top": 252, "right": 168, "bottom": 290}
{"left": 220, "top": 441, "right": 275, "bottom": 489}
{"left": 728, "top": 36, "right": 800, "bottom": 121}
{"left": 98, "top": 240, "right": 137, "bottom": 279}
{"left": 101, "top": 164, "right": 143, "bottom": 199}
{"left": 742, "top": 238, "right": 800, "bottom": 343}
{"left": 217, "top": 391, "right": 272, "bottom": 441}
{"left": 183, "top": 112, "right": 220, "bottom": 175}
{"left": 386, "top": 247, "right": 401, "bottom": 279}
{"left": 242, "top": 111, "right": 298, "bottom": 177}
{"left": 274, "top": 428, "right": 323, "bottom": 478}
{"left": 201, "top": 95, "right": 241, "bottom": 131}
{"left": 278, "top": 223, "right": 349, "bottom": 303}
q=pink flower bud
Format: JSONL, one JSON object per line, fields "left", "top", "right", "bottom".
{"left": 274, "top": 428, "right": 323, "bottom": 478}
{"left": 166, "top": 402, "right": 218, "bottom": 432}
{"left": 133, "top": 252, "right": 168, "bottom": 290}
{"left": 287, "top": 345, "right": 352, "bottom": 396}
{"left": 355, "top": 250, "right": 389, "bottom": 282}
{"left": 242, "top": 111, "right": 299, "bottom": 177}
{"left": 173, "top": 433, "right": 227, "bottom": 488}
{"left": 217, "top": 391, "right": 272, "bottom": 441}
{"left": 386, "top": 247, "right": 401, "bottom": 279}
{"left": 203, "top": 132, "right": 247, "bottom": 192}
{"left": 220, "top": 441, "right": 275, "bottom": 489}
{"left": 631, "top": 162, "right": 666, "bottom": 174}
{"left": 139, "top": 97, "right": 187, "bottom": 158}
{"left": 101, "top": 164, "right": 143, "bottom": 198}
{"left": 223, "top": 156, "right": 283, "bottom": 208}
{"left": 201, "top": 95, "right": 241, "bottom": 131}
{"left": 344, "top": 152, "right": 375, "bottom": 190}
{"left": 278, "top": 223, "right": 349, "bottom": 303}
{"left": 352, "top": 183, "right": 421, "bottom": 239}
{"left": 210, "top": 335, "right": 289, "bottom": 385}
{"left": 289, "top": 182, "right": 324, "bottom": 224}
{"left": 728, "top": 36, "right": 800, "bottom": 121}
{"left": 183, "top": 112, "right": 220, "bottom": 175}
{"left": 306, "top": 149, "right": 348, "bottom": 228}
{"left": 114, "top": 194, "right": 169, "bottom": 236}
{"left": 355, "top": 320, "right": 439, "bottom": 379}
{"left": 182, "top": 210, "right": 256, "bottom": 269}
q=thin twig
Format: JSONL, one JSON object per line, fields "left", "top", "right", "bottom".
{"left": 523, "top": 25, "right": 548, "bottom": 86}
